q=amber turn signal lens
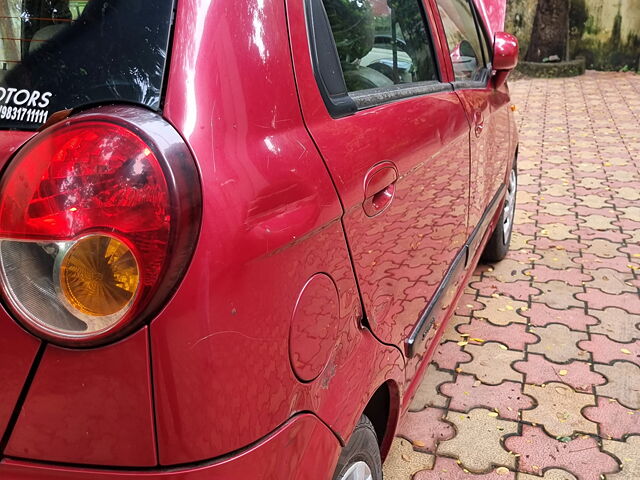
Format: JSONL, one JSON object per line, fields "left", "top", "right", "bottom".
{"left": 59, "top": 235, "right": 139, "bottom": 318}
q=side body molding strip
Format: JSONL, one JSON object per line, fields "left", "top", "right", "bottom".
{"left": 406, "top": 184, "right": 506, "bottom": 357}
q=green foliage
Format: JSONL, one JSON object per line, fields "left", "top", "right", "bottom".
{"left": 324, "top": 0, "right": 375, "bottom": 62}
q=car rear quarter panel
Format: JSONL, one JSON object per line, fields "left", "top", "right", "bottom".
{"left": 0, "top": 310, "right": 39, "bottom": 444}
{"left": 153, "top": 0, "right": 404, "bottom": 465}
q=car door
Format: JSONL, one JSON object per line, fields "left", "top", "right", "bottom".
{"left": 286, "top": 0, "right": 472, "bottom": 381}
{"left": 432, "top": 0, "right": 512, "bottom": 235}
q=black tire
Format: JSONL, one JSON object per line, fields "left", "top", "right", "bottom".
{"left": 482, "top": 162, "right": 517, "bottom": 263}
{"left": 332, "top": 415, "right": 382, "bottom": 480}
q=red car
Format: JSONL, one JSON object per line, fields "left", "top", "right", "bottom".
{"left": 0, "top": 0, "right": 518, "bottom": 478}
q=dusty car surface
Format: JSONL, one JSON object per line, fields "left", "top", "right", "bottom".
{"left": 0, "top": 0, "right": 518, "bottom": 478}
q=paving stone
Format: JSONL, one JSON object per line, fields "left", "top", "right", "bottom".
{"left": 528, "top": 238, "right": 586, "bottom": 252}
{"left": 505, "top": 425, "right": 619, "bottom": 480}
{"left": 619, "top": 206, "right": 640, "bottom": 222}
{"left": 437, "top": 408, "right": 518, "bottom": 473}
{"left": 511, "top": 231, "right": 536, "bottom": 251}
{"left": 513, "top": 354, "right": 606, "bottom": 393}
{"left": 471, "top": 280, "right": 541, "bottom": 302}
{"left": 415, "top": 457, "right": 516, "bottom": 479}
{"left": 619, "top": 244, "right": 640, "bottom": 257}
{"left": 581, "top": 214, "right": 619, "bottom": 231}
{"left": 532, "top": 250, "right": 580, "bottom": 271}
{"left": 629, "top": 279, "right": 640, "bottom": 288}
{"left": 582, "top": 239, "right": 625, "bottom": 259}
{"left": 398, "top": 407, "right": 455, "bottom": 453}
{"left": 455, "top": 292, "right": 483, "bottom": 317}
{"left": 589, "top": 308, "right": 640, "bottom": 342}
{"left": 574, "top": 254, "right": 637, "bottom": 274}
{"left": 576, "top": 290, "right": 640, "bottom": 314}
{"left": 527, "top": 324, "right": 588, "bottom": 363}
{"left": 516, "top": 190, "right": 537, "bottom": 206}
{"left": 517, "top": 469, "right": 577, "bottom": 480}
{"left": 576, "top": 177, "right": 608, "bottom": 190}
{"left": 522, "top": 303, "right": 598, "bottom": 331}
{"left": 474, "top": 297, "right": 528, "bottom": 326}
{"left": 442, "top": 314, "right": 475, "bottom": 342}
{"left": 526, "top": 265, "right": 592, "bottom": 286}
{"left": 602, "top": 436, "right": 640, "bottom": 480}
{"left": 583, "top": 397, "right": 640, "bottom": 440}
{"left": 506, "top": 249, "right": 541, "bottom": 263}
{"left": 616, "top": 187, "right": 640, "bottom": 201}
{"left": 578, "top": 335, "right": 640, "bottom": 366}
{"left": 459, "top": 343, "right": 524, "bottom": 385}
{"left": 522, "top": 383, "right": 597, "bottom": 437}
{"left": 532, "top": 214, "right": 578, "bottom": 227}
{"left": 595, "top": 361, "right": 640, "bottom": 409}
{"left": 542, "top": 202, "right": 576, "bottom": 216}
{"left": 530, "top": 280, "right": 584, "bottom": 310}
{"left": 383, "top": 437, "right": 435, "bottom": 479}
{"left": 440, "top": 375, "right": 533, "bottom": 420}
{"left": 458, "top": 319, "right": 538, "bottom": 351}
{"left": 432, "top": 341, "right": 473, "bottom": 371}
{"left": 541, "top": 188, "right": 574, "bottom": 203}
{"left": 614, "top": 218, "right": 640, "bottom": 231}
{"left": 574, "top": 195, "right": 611, "bottom": 209}
{"left": 482, "top": 259, "right": 531, "bottom": 283}
{"left": 574, "top": 229, "right": 630, "bottom": 244}
{"left": 515, "top": 209, "right": 536, "bottom": 226}
{"left": 572, "top": 205, "right": 611, "bottom": 217}
{"left": 587, "top": 268, "right": 636, "bottom": 294}
{"left": 409, "top": 364, "right": 454, "bottom": 411}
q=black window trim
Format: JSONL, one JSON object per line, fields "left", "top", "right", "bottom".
{"left": 304, "top": 0, "right": 452, "bottom": 117}
{"left": 447, "top": 0, "right": 494, "bottom": 91}
{"left": 469, "top": 0, "right": 493, "bottom": 69}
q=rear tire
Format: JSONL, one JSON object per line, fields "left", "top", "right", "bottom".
{"left": 332, "top": 415, "right": 382, "bottom": 480}
{"left": 482, "top": 162, "right": 517, "bottom": 263}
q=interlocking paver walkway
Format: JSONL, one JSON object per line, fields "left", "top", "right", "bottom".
{"left": 384, "top": 72, "right": 640, "bottom": 479}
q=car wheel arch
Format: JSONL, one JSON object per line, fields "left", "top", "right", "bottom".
{"left": 361, "top": 379, "right": 402, "bottom": 462}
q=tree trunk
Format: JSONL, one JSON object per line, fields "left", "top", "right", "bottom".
{"left": 526, "top": 0, "right": 570, "bottom": 62}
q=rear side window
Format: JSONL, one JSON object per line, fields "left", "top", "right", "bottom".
{"left": 435, "top": 0, "right": 486, "bottom": 82}
{"left": 321, "top": 0, "right": 438, "bottom": 93}
{"left": 0, "top": 0, "right": 174, "bottom": 130}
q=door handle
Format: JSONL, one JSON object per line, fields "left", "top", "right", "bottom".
{"left": 363, "top": 162, "right": 398, "bottom": 217}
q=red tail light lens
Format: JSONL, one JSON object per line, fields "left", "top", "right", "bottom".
{"left": 0, "top": 109, "right": 201, "bottom": 346}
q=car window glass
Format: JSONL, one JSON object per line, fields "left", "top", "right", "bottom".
{"left": 0, "top": 0, "right": 174, "bottom": 130}
{"left": 321, "top": 0, "right": 438, "bottom": 93}
{"left": 435, "top": 0, "right": 486, "bottom": 82}
{"left": 475, "top": 13, "right": 491, "bottom": 66}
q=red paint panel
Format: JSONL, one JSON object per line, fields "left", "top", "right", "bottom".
{"left": 5, "top": 328, "right": 156, "bottom": 467}
{"left": 0, "top": 414, "right": 340, "bottom": 480}
{"left": 0, "top": 312, "right": 40, "bottom": 442}
{"left": 456, "top": 87, "right": 513, "bottom": 235}
{"left": 289, "top": 274, "right": 341, "bottom": 382}
{"left": 473, "top": 0, "right": 507, "bottom": 37}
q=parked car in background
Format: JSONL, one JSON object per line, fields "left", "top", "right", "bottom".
{"left": 0, "top": 0, "right": 517, "bottom": 478}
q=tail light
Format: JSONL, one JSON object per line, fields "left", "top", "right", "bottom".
{"left": 0, "top": 107, "right": 201, "bottom": 346}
